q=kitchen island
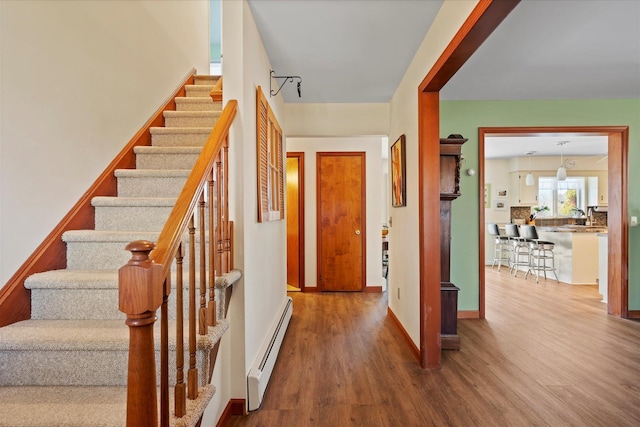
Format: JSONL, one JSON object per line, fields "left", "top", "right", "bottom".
{"left": 535, "top": 226, "right": 606, "bottom": 285}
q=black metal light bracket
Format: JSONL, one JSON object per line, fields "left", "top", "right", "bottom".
{"left": 270, "top": 70, "right": 302, "bottom": 97}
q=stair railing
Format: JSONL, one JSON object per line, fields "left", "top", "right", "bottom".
{"left": 119, "top": 97, "right": 238, "bottom": 427}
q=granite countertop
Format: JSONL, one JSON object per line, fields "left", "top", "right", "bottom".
{"left": 537, "top": 225, "right": 608, "bottom": 233}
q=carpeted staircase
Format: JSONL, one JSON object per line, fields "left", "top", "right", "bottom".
{"left": 0, "top": 75, "right": 238, "bottom": 426}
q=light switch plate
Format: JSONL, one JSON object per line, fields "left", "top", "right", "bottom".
{"left": 631, "top": 216, "right": 638, "bottom": 227}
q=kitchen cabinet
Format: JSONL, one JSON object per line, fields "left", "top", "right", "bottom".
{"left": 587, "top": 174, "right": 608, "bottom": 206}
{"left": 598, "top": 174, "right": 608, "bottom": 206}
{"left": 510, "top": 171, "right": 537, "bottom": 205}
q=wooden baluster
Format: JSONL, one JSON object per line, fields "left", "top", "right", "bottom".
{"left": 174, "top": 244, "right": 186, "bottom": 418}
{"left": 118, "top": 240, "right": 163, "bottom": 427}
{"left": 188, "top": 217, "right": 198, "bottom": 400}
{"left": 223, "top": 137, "right": 230, "bottom": 273}
{"left": 199, "top": 190, "right": 208, "bottom": 336}
{"left": 207, "top": 170, "right": 217, "bottom": 327}
{"left": 215, "top": 152, "right": 223, "bottom": 276}
{"left": 160, "top": 276, "right": 169, "bottom": 427}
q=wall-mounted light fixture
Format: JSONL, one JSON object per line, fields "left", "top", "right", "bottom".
{"left": 270, "top": 70, "right": 302, "bottom": 98}
{"left": 525, "top": 151, "right": 536, "bottom": 186}
{"left": 556, "top": 141, "right": 569, "bottom": 181}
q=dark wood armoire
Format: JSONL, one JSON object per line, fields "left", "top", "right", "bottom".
{"left": 440, "top": 135, "right": 467, "bottom": 350}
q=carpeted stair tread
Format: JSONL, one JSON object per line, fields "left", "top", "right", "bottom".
{"left": 25, "top": 269, "right": 118, "bottom": 290}
{"left": 114, "top": 169, "right": 191, "bottom": 177}
{"left": 133, "top": 146, "right": 203, "bottom": 155}
{"left": 0, "top": 386, "right": 127, "bottom": 427}
{"left": 0, "top": 384, "right": 216, "bottom": 427}
{"left": 92, "top": 196, "right": 178, "bottom": 207}
{"left": 25, "top": 268, "right": 242, "bottom": 291}
{"left": 62, "top": 229, "right": 160, "bottom": 243}
{"left": 0, "top": 318, "right": 229, "bottom": 352}
{"left": 149, "top": 127, "right": 212, "bottom": 135}
{"left": 163, "top": 110, "right": 221, "bottom": 119}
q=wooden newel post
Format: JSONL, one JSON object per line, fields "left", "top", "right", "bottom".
{"left": 119, "top": 240, "right": 164, "bottom": 427}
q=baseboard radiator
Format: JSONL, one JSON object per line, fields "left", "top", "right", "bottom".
{"left": 247, "top": 296, "right": 293, "bottom": 411}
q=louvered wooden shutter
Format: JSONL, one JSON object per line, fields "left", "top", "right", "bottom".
{"left": 256, "top": 86, "right": 284, "bottom": 222}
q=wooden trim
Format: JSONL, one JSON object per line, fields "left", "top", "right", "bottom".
{"left": 316, "top": 152, "right": 367, "bottom": 292}
{"left": 418, "top": 91, "right": 442, "bottom": 369}
{"left": 418, "top": 0, "right": 520, "bottom": 368}
{"left": 287, "top": 152, "right": 305, "bottom": 291}
{"left": 0, "top": 68, "right": 197, "bottom": 328}
{"left": 478, "top": 126, "right": 629, "bottom": 318}
{"left": 419, "top": 0, "right": 520, "bottom": 92}
{"left": 216, "top": 399, "right": 246, "bottom": 427}
{"left": 458, "top": 310, "right": 480, "bottom": 319}
{"left": 387, "top": 307, "right": 420, "bottom": 362}
{"left": 627, "top": 310, "right": 640, "bottom": 320}
{"left": 364, "top": 286, "right": 383, "bottom": 293}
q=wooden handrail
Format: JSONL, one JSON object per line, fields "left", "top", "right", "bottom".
{"left": 210, "top": 77, "right": 223, "bottom": 102}
{"left": 119, "top": 98, "right": 237, "bottom": 426}
{"left": 150, "top": 99, "right": 237, "bottom": 276}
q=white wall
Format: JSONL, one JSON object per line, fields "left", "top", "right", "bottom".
{"left": 287, "top": 137, "right": 386, "bottom": 291}
{"left": 284, "top": 103, "right": 390, "bottom": 136}
{"left": 386, "top": 0, "right": 479, "bottom": 346}
{"left": 204, "top": 0, "right": 288, "bottom": 420}
{"left": 0, "top": 0, "right": 210, "bottom": 284}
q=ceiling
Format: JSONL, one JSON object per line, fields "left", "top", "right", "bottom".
{"left": 248, "top": 0, "right": 443, "bottom": 103}
{"left": 248, "top": 0, "right": 639, "bottom": 157}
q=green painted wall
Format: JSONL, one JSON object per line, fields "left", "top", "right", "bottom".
{"left": 440, "top": 98, "right": 640, "bottom": 311}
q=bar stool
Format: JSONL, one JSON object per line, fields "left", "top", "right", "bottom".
{"left": 504, "top": 223, "right": 530, "bottom": 277}
{"left": 520, "top": 225, "right": 559, "bottom": 283}
{"left": 488, "top": 223, "right": 511, "bottom": 271}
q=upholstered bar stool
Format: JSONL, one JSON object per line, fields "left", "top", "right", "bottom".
{"left": 504, "top": 223, "right": 529, "bottom": 277}
{"left": 488, "top": 223, "right": 512, "bottom": 271}
{"left": 520, "top": 225, "right": 559, "bottom": 283}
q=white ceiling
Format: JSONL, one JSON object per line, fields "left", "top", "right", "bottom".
{"left": 485, "top": 135, "right": 608, "bottom": 159}
{"left": 247, "top": 0, "right": 443, "bottom": 103}
{"left": 247, "top": 0, "right": 639, "bottom": 157}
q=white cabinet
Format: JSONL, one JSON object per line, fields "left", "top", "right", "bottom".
{"left": 598, "top": 174, "right": 608, "bottom": 206}
{"left": 510, "top": 172, "right": 537, "bottom": 205}
{"left": 587, "top": 174, "right": 608, "bottom": 206}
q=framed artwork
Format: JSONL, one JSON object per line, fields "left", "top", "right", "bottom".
{"left": 484, "top": 183, "right": 491, "bottom": 208}
{"left": 494, "top": 200, "right": 507, "bottom": 211}
{"left": 497, "top": 189, "right": 508, "bottom": 198}
{"left": 391, "top": 135, "right": 406, "bottom": 207}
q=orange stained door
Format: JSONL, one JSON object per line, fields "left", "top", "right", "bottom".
{"left": 286, "top": 155, "right": 303, "bottom": 288}
{"left": 317, "top": 152, "right": 366, "bottom": 291}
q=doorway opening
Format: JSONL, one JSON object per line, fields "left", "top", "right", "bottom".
{"left": 478, "top": 126, "right": 629, "bottom": 318}
{"left": 286, "top": 152, "right": 305, "bottom": 292}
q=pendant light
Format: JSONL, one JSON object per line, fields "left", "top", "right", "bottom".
{"left": 525, "top": 151, "right": 536, "bottom": 186}
{"left": 556, "top": 141, "right": 568, "bottom": 181}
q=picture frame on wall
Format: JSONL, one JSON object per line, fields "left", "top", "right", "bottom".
{"left": 391, "top": 134, "right": 406, "bottom": 207}
{"left": 494, "top": 200, "right": 507, "bottom": 211}
{"left": 497, "top": 189, "right": 508, "bottom": 198}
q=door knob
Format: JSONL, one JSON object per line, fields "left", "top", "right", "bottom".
{"left": 355, "top": 230, "right": 361, "bottom": 235}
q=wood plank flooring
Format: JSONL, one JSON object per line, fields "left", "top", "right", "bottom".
{"left": 227, "top": 267, "right": 640, "bottom": 426}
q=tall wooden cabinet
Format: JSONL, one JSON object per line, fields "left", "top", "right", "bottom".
{"left": 440, "top": 135, "right": 467, "bottom": 350}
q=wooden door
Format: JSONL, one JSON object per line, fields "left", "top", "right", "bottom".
{"left": 317, "top": 152, "right": 366, "bottom": 291}
{"left": 286, "top": 153, "right": 304, "bottom": 289}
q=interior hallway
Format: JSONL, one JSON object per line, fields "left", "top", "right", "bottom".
{"left": 228, "top": 267, "right": 640, "bottom": 426}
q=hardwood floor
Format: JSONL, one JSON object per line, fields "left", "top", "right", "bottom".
{"left": 227, "top": 267, "right": 640, "bottom": 426}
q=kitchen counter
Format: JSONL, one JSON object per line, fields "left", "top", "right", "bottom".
{"left": 537, "top": 225, "right": 608, "bottom": 233}
{"left": 535, "top": 228, "right": 602, "bottom": 284}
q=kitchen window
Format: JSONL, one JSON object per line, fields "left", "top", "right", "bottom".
{"left": 537, "top": 177, "right": 586, "bottom": 216}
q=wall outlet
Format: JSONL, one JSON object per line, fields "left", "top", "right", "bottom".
{"left": 397, "top": 287, "right": 400, "bottom": 299}
{"left": 631, "top": 216, "right": 638, "bottom": 227}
